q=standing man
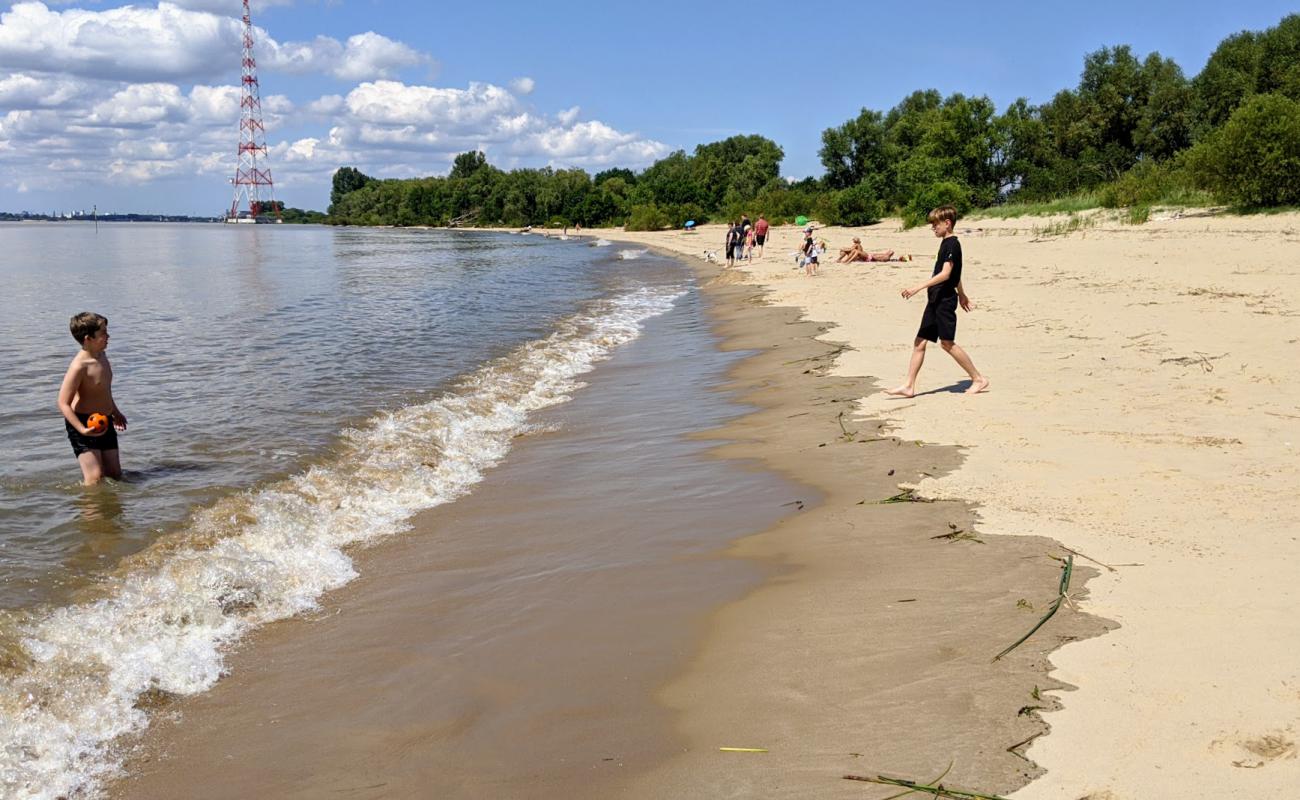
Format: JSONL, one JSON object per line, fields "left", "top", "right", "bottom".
{"left": 753, "top": 214, "right": 769, "bottom": 258}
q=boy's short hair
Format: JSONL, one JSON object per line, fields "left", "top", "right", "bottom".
{"left": 70, "top": 312, "right": 108, "bottom": 344}
{"left": 927, "top": 205, "right": 958, "bottom": 226}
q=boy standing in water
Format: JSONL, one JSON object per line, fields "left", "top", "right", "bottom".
{"left": 884, "top": 206, "right": 989, "bottom": 397}
{"left": 58, "top": 312, "right": 128, "bottom": 484}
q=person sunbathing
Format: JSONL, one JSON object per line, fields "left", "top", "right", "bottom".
{"left": 837, "top": 237, "right": 910, "bottom": 263}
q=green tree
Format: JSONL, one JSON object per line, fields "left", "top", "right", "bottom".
{"left": 1192, "top": 31, "right": 1261, "bottom": 134}
{"left": 449, "top": 150, "right": 489, "bottom": 180}
{"left": 1186, "top": 93, "right": 1300, "bottom": 206}
{"left": 329, "top": 167, "right": 373, "bottom": 213}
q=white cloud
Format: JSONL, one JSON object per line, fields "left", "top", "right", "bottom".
{"left": 84, "top": 83, "right": 186, "bottom": 128}
{"left": 331, "top": 32, "right": 427, "bottom": 81}
{"left": 321, "top": 79, "right": 669, "bottom": 169}
{"left": 509, "top": 76, "right": 535, "bottom": 95}
{"left": 0, "top": 72, "right": 87, "bottom": 109}
{"left": 0, "top": 3, "right": 430, "bottom": 83}
{"left": 306, "top": 94, "right": 344, "bottom": 115}
{"left": 0, "top": 2, "right": 238, "bottom": 82}
{"left": 556, "top": 105, "right": 580, "bottom": 126}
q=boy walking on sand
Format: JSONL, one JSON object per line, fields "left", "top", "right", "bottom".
{"left": 884, "top": 206, "right": 989, "bottom": 397}
{"left": 58, "top": 312, "right": 128, "bottom": 484}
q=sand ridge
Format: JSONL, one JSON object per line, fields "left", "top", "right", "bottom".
{"left": 610, "top": 211, "right": 1300, "bottom": 799}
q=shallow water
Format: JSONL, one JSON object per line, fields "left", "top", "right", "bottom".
{"left": 0, "top": 223, "right": 630, "bottom": 608}
{"left": 0, "top": 223, "right": 794, "bottom": 799}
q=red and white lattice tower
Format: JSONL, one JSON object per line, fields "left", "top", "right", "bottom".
{"left": 227, "top": 0, "right": 279, "bottom": 221}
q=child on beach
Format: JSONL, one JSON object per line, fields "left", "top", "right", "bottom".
{"left": 884, "top": 206, "right": 989, "bottom": 396}
{"left": 801, "top": 227, "right": 820, "bottom": 276}
{"left": 58, "top": 312, "right": 128, "bottom": 484}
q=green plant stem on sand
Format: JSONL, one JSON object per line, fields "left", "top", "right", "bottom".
{"left": 866, "top": 489, "right": 933, "bottom": 505}
{"left": 992, "top": 555, "right": 1074, "bottom": 662}
{"left": 842, "top": 771, "right": 1010, "bottom": 800}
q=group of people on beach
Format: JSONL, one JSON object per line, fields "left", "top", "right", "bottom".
{"left": 723, "top": 214, "right": 769, "bottom": 266}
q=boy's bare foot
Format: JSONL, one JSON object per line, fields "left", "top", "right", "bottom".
{"left": 883, "top": 385, "right": 914, "bottom": 398}
{"left": 965, "top": 377, "right": 990, "bottom": 394}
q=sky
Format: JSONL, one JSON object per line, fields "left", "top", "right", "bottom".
{"left": 0, "top": 0, "right": 1295, "bottom": 216}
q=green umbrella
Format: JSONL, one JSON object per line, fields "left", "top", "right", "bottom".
{"left": 794, "top": 215, "right": 809, "bottom": 226}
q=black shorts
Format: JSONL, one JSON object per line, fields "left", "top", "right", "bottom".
{"left": 917, "top": 295, "right": 958, "bottom": 342}
{"left": 66, "top": 412, "right": 118, "bottom": 456}
{"left": 755, "top": 234, "right": 766, "bottom": 246}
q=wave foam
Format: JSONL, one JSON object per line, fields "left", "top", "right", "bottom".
{"left": 0, "top": 286, "right": 683, "bottom": 800}
{"left": 617, "top": 248, "right": 648, "bottom": 260}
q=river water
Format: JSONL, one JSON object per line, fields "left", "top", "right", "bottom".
{"left": 0, "top": 223, "right": 795, "bottom": 799}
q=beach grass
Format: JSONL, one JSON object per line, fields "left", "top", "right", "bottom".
{"left": 970, "top": 194, "right": 1101, "bottom": 220}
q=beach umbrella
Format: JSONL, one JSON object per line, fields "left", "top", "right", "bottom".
{"left": 795, "top": 215, "right": 809, "bottom": 226}
{"left": 684, "top": 220, "right": 696, "bottom": 228}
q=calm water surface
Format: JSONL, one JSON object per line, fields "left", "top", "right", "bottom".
{"left": 0, "top": 223, "right": 641, "bottom": 607}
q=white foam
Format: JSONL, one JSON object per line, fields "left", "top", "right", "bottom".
{"left": 0, "top": 286, "right": 684, "bottom": 800}
{"left": 591, "top": 239, "right": 612, "bottom": 247}
{"left": 617, "top": 248, "right": 648, "bottom": 260}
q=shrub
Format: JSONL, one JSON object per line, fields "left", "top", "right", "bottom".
{"left": 624, "top": 203, "right": 673, "bottom": 231}
{"left": 831, "top": 182, "right": 885, "bottom": 226}
{"left": 901, "top": 181, "right": 971, "bottom": 228}
{"left": 1185, "top": 93, "right": 1300, "bottom": 206}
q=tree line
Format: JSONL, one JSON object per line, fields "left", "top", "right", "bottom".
{"left": 323, "top": 14, "right": 1300, "bottom": 230}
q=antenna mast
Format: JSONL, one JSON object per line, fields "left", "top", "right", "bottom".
{"left": 227, "top": 0, "right": 280, "bottom": 222}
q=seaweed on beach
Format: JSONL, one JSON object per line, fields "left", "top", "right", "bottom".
{"left": 931, "top": 522, "right": 982, "bottom": 543}
{"left": 843, "top": 763, "right": 1010, "bottom": 799}
{"left": 864, "top": 488, "right": 933, "bottom": 505}
{"left": 992, "top": 555, "right": 1074, "bottom": 662}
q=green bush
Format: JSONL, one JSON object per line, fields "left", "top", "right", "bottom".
{"left": 901, "top": 182, "right": 971, "bottom": 228}
{"left": 830, "top": 182, "right": 885, "bottom": 226}
{"left": 624, "top": 203, "right": 673, "bottom": 231}
{"left": 1185, "top": 93, "right": 1300, "bottom": 206}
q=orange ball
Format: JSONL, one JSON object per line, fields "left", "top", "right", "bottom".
{"left": 87, "top": 413, "right": 109, "bottom": 433}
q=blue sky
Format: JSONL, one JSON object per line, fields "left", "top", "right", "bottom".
{"left": 0, "top": 0, "right": 1294, "bottom": 215}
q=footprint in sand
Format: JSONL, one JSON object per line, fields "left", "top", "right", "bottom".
{"left": 1212, "top": 730, "right": 1298, "bottom": 769}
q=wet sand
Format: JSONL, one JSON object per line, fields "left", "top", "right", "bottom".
{"left": 110, "top": 251, "right": 1104, "bottom": 799}
{"left": 611, "top": 212, "right": 1300, "bottom": 798}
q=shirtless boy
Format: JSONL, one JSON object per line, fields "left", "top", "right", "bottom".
{"left": 58, "top": 312, "right": 128, "bottom": 484}
{"left": 884, "top": 206, "right": 989, "bottom": 397}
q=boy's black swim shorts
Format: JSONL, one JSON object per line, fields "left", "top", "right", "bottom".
{"left": 66, "top": 412, "right": 118, "bottom": 456}
{"left": 917, "top": 295, "right": 958, "bottom": 342}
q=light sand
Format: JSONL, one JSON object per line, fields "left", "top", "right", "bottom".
{"left": 612, "top": 211, "right": 1300, "bottom": 798}
{"left": 110, "top": 247, "right": 1105, "bottom": 800}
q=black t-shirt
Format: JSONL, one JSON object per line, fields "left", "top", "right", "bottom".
{"left": 928, "top": 236, "right": 962, "bottom": 301}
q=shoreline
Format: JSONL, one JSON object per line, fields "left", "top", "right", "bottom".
{"left": 111, "top": 232, "right": 1102, "bottom": 800}
{"left": 606, "top": 212, "right": 1300, "bottom": 798}
{"left": 618, "top": 243, "right": 1106, "bottom": 797}
{"left": 102, "top": 233, "right": 1102, "bottom": 799}
{"left": 103, "top": 207, "right": 1300, "bottom": 797}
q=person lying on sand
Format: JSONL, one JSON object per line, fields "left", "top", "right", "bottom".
{"left": 837, "top": 238, "right": 912, "bottom": 263}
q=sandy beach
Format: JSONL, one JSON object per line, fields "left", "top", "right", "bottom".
{"left": 609, "top": 211, "right": 1300, "bottom": 798}
{"left": 109, "top": 236, "right": 1107, "bottom": 800}
{"left": 104, "top": 213, "right": 1300, "bottom": 799}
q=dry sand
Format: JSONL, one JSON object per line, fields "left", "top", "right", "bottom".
{"left": 612, "top": 210, "right": 1300, "bottom": 798}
